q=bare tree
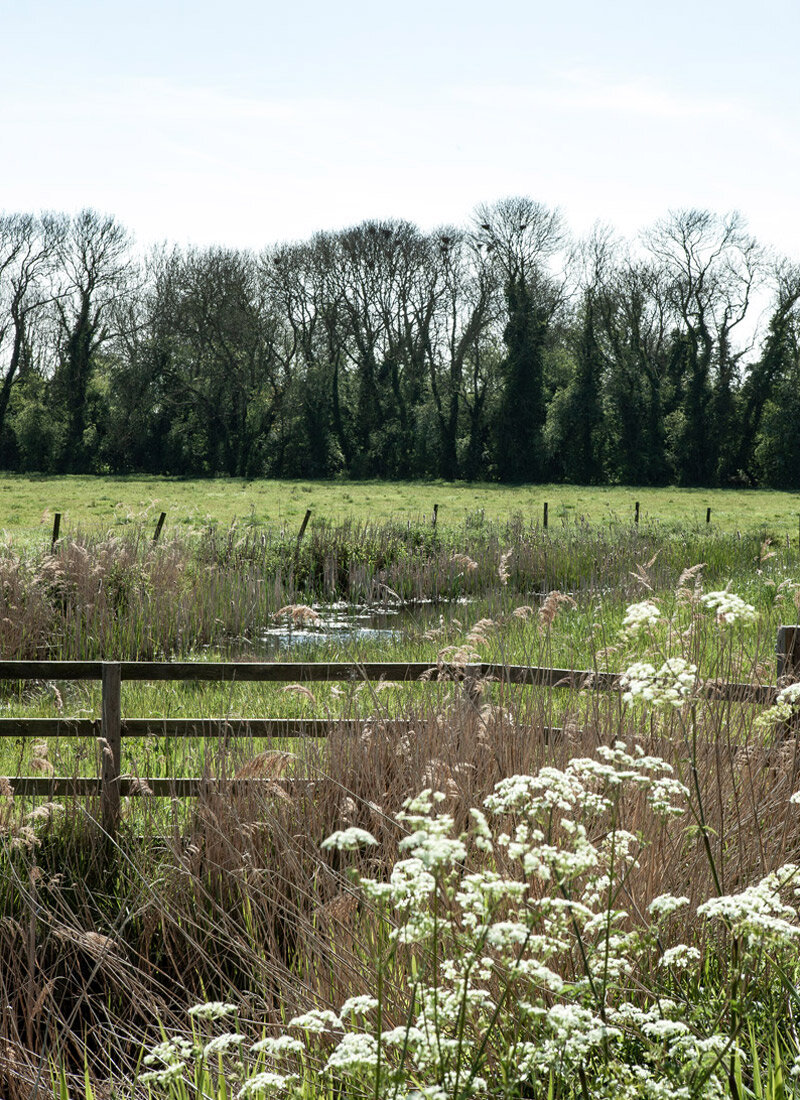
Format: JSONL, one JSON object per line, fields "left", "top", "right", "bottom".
{"left": 644, "top": 209, "right": 765, "bottom": 483}
{"left": 330, "top": 220, "right": 445, "bottom": 477}
{"left": 264, "top": 235, "right": 354, "bottom": 474}
{"left": 0, "top": 213, "right": 63, "bottom": 450}
{"left": 428, "top": 229, "right": 500, "bottom": 478}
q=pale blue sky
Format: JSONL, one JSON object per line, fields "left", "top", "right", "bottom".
{"left": 2, "top": 0, "right": 799, "bottom": 255}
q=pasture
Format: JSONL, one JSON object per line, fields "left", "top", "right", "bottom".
{"left": 1, "top": 473, "right": 800, "bottom": 540}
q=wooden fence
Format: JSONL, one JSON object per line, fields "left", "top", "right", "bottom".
{"left": 1, "top": 624, "right": 798, "bottom": 837}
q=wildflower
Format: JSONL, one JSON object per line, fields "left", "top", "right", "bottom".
{"left": 287, "top": 1008, "right": 342, "bottom": 1033}
{"left": 540, "top": 1004, "right": 621, "bottom": 1064}
{"left": 339, "top": 995, "right": 379, "bottom": 1019}
{"left": 621, "top": 599, "right": 661, "bottom": 636}
{"left": 757, "top": 682, "right": 800, "bottom": 732}
{"left": 780, "top": 683, "right": 800, "bottom": 708}
{"left": 380, "top": 1025, "right": 425, "bottom": 1046}
{"left": 485, "top": 768, "right": 584, "bottom": 815}
{"left": 188, "top": 1001, "right": 237, "bottom": 1020}
{"left": 141, "top": 1036, "right": 196, "bottom": 1084}
{"left": 321, "top": 827, "right": 378, "bottom": 850}
{"left": 250, "top": 1035, "right": 305, "bottom": 1056}
{"left": 658, "top": 944, "right": 701, "bottom": 969}
{"left": 324, "top": 1031, "right": 379, "bottom": 1072}
{"left": 700, "top": 590, "right": 757, "bottom": 624}
{"left": 139, "top": 1064, "right": 186, "bottom": 1086}
{"left": 648, "top": 776, "right": 690, "bottom": 816}
{"left": 619, "top": 658, "right": 697, "bottom": 709}
{"left": 386, "top": 857, "right": 437, "bottom": 907}
{"left": 469, "top": 807, "right": 494, "bottom": 853}
{"left": 203, "top": 1032, "right": 246, "bottom": 1057}
{"left": 144, "top": 1037, "right": 196, "bottom": 1065}
{"left": 642, "top": 1018, "right": 691, "bottom": 1039}
{"left": 648, "top": 894, "right": 690, "bottom": 920}
{"left": 237, "top": 1071, "right": 296, "bottom": 1097}
{"left": 398, "top": 827, "right": 467, "bottom": 870}
{"left": 698, "top": 868, "right": 800, "bottom": 945}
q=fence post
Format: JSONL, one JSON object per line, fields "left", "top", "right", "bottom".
{"left": 101, "top": 663, "right": 122, "bottom": 839}
{"left": 153, "top": 512, "right": 167, "bottom": 543}
{"left": 543, "top": 502, "right": 548, "bottom": 529}
{"left": 634, "top": 501, "right": 640, "bottom": 525}
{"left": 297, "top": 509, "right": 312, "bottom": 542}
{"left": 432, "top": 503, "right": 438, "bottom": 529}
{"left": 777, "top": 626, "right": 800, "bottom": 683}
{"left": 51, "top": 513, "right": 61, "bottom": 550}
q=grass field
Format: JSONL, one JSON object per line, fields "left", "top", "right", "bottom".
{"left": 2, "top": 473, "right": 800, "bottom": 541}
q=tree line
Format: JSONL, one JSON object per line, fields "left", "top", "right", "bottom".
{"left": 1, "top": 198, "right": 799, "bottom": 487}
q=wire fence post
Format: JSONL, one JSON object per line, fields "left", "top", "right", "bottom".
{"left": 101, "top": 663, "right": 122, "bottom": 839}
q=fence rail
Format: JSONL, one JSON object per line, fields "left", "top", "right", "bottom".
{"left": 1, "top": 623, "right": 797, "bottom": 836}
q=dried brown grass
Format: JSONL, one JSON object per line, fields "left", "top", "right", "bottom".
{"left": 2, "top": 662, "right": 799, "bottom": 1095}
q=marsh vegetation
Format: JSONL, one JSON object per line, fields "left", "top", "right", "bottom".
{"left": 0, "top": 506, "right": 797, "bottom": 1097}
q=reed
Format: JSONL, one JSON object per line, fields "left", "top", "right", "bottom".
{"left": 0, "top": 517, "right": 795, "bottom": 665}
{"left": 0, "top": 519, "right": 797, "bottom": 1095}
{"left": 0, "top": 565, "right": 798, "bottom": 1096}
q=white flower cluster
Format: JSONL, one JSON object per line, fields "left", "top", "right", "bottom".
{"left": 188, "top": 1000, "right": 237, "bottom": 1020}
{"left": 697, "top": 865, "right": 800, "bottom": 946}
{"left": 204, "top": 1032, "right": 246, "bottom": 1057}
{"left": 321, "top": 826, "right": 378, "bottom": 850}
{"left": 621, "top": 599, "right": 661, "bottom": 637}
{"left": 138, "top": 743, "right": 800, "bottom": 1100}
{"left": 237, "top": 1071, "right": 297, "bottom": 1096}
{"left": 658, "top": 944, "right": 701, "bottom": 970}
{"left": 619, "top": 658, "right": 698, "bottom": 708}
{"left": 139, "top": 1036, "right": 197, "bottom": 1086}
{"left": 757, "top": 681, "right": 800, "bottom": 732}
{"left": 280, "top": 743, "right": 701, "bottom": 1094}
{"left": 780, "top": 682, "right": 800, "bottom": 708}
{"left": 700, "top": 589, "right": 757, "bottom": 624}
{"left": 648, "top": 893, "right": 690, "bottom": 920}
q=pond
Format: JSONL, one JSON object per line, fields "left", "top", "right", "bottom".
{"left": 255, "top": 600, "right": 460, "bottom": 655}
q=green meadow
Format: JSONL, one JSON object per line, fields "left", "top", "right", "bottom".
{"left": 1, "top": 473, "right": 799, "bottom": 541}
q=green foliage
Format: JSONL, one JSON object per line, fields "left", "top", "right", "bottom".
{"left": 2, "top": 203, "right": 796, "bottom": 487}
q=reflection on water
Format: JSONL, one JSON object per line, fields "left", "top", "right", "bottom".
{"left": 257, "top": 601, "right": 452, "bottom": 655}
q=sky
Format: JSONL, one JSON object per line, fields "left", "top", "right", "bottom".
{"left": 2, "top": 0, "right": 799, "bottom": 260}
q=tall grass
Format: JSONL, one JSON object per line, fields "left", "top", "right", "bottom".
{"left": 0, "top": 517, "right": 796, "bottom": 662}
{"left": 0, "top": 562, "right": 799, "bottom": 1096}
